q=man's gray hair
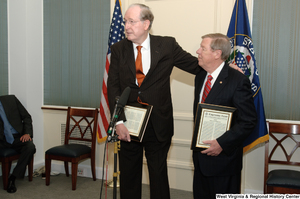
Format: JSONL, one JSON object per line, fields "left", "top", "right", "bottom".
{"left": 202, "top": 33, "right": 231, "bottom": 61}
{"left": 129, "top": 3, "right": 154, "bottom": 30}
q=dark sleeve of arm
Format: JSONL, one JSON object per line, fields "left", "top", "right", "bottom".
{"left": 107, "top": 45, "right": 122, "bottom": 117}
{"left": 15, "top": 96, "right": 33, "bottom": 137}
{"left": 217, "top": 77, "right": 257, "bottom": 155}
{"left": 172, "top": 38, "right": 202, "bottom": 75}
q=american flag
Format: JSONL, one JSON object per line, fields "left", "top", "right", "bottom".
{"left": 97, "top": 0, "right": 125, "bottom": 143}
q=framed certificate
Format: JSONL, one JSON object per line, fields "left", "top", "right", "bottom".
{"left": 124, "top": 104, "right": 153, "bottom": 142}
{"left": 191, "top": 103, "right": 236, "bottom": 150}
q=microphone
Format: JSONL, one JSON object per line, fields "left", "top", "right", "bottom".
{"left": 117, "top": 87, "right": 131, "bottom": 108}
{"left": 107, "top": 87, "right": 131, "bottom": 141}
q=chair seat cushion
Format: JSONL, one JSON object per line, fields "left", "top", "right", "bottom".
{"left": 267, "top": 169, "right": 300, "bottom": 189}
{"left": 0, "top": 148, "right": 19, "bottom": 157}
{"left": 45, "top": 144, "right": 91, "bottom": 158}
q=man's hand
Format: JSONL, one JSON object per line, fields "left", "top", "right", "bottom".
{"left": 116, "top": 123, "right": 131, "bottom": 142}
{"left": 229, "top": 63, "right": 243, "bottom": 74}
{"left": 201, "top": 140, "right": 223, "bottom": 156}
{"left": 20, "top": 134, "right": 32, "bottom": 142}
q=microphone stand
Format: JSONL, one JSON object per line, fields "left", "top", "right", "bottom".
{"left": 109, "top": 130, "right": 119, "bottom": 199}
{"left": 106, "top": 87, "right": 131, "bottom": 199}
{"left": 107, "top": 98, "right": 121, "bottom": 199}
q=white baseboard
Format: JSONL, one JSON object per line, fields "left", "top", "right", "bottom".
{"left": 0, "top": 161, "right": 106, "bottom": 179}
{"left": 42, "top": 162, "right": 105, "bottom": 179}
{"left": 0, "top": 162, "right": 261, "bottom": 194}
{"left": 244, "top": 189, "right": 263, "bottom": 194}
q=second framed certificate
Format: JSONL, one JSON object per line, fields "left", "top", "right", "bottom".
{"left": 124, "top": 104, "right": 153, "bottom": 142}
{"left": 191, "top": 103, "right": 236, "bottom": 150}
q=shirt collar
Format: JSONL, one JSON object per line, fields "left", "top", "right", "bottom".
{"left": 209, "top": 62, "right": 225, "bottom": 80}
{"left": 133, "top": 34, "right": 150, "bottom": 50}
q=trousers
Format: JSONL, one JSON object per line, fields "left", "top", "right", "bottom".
{"left": 0, "top": 134, "right": 36, "bottom": 178}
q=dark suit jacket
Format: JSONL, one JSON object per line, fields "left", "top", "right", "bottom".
{"left": 0, "top": 95, "right": 33, "bottom": 142}
{"left": 107, "top": 35, "right": 201, "bottom": 142}
{"left": 193, "top": 63, "right": 257, "bottom": 176}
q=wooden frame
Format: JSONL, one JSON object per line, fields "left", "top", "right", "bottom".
{"left": 191, "top": 103, "right": 236, "bottom": 150}
{"left": 124, "top": 105, "right": 153, "bottom": 142}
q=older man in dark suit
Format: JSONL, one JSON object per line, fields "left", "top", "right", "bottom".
{"left": 0, "top": 95, "right": 36, "bottom": 193}
{"left": 192, "top": 33, "right": 257, "bottom": 199}
{"left": 107, "top": 3, "right": 201, "bottom": 199}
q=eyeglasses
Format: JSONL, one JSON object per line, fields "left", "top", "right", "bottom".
{"left": 123, "top": 20, "right": 142, "bottom": 26}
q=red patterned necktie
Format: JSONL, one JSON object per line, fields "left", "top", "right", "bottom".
{"left": 135, "top": 46, "right": 145, "bottom": 87}
{"left": 201, "top": 75, "right": 213, "bottom": 103}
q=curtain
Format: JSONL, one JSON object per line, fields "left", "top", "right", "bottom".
{"left": 0, "top": 0, "right": 8, "bottom": 96}
{"left": 252, "top": 0, "right": 300, "bottom": 120}
{"left": 44, "top": 0, "right": 110, "bottom": 108}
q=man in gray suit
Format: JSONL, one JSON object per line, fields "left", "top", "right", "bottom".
{"left": 0, "top": 95, "right": 36, "bottom": 193}
{"left": 107, "top": 3, "right": 201, "bottom": 199}
{"left": 192, "top": 33, "right": 257, "bottom": 198}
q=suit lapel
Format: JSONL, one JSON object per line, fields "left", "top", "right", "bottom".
{"left": 0, "top": 96, "right": 10, "bottom": 120}
{"left": 205, "top": 64, "right": 229, "bottom": 102}
{"left": 123, "top": 39, "right": 136, "bottom": 77}
{"left": 143, "top": 35, "right": 161, "bottom": 83}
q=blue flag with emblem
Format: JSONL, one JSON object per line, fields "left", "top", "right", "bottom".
{"left": 227, "top": 0, "right": 269, "bottom": 152}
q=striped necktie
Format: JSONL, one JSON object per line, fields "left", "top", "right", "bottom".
{"left": 201, "top": 75, "right": 213, "bottom": 103}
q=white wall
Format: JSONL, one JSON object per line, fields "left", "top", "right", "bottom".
{"left": 8, "top": 0, "right": 44, "bottom": 165}
{"left": 6, "top": 0, "right": 277, "bottom": 194}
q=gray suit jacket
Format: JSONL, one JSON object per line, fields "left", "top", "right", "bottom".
{"left": 0, "top": 95, "right": 33, "bottom": 142}
{"left": 193, "top": 63, "right": 257, "bottom": 176}
{"left": 108, "top": 35, "right": 201, "bottom": 142}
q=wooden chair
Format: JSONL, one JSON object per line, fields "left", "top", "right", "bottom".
{"left": 45, "top": 107, "right": 98, "bottom": 190}
{"left": 264, "top": 121, "right": 300, "bottom": 193}
{"left": 0, "top": 148, "right": 34, "bottom": 190}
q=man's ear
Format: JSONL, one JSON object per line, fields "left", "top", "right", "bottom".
{"left": 143, "top": 20, "right": 150, "bottom": 30}
{"left": 214, "top": 49, "right": 222, "bottom": 59}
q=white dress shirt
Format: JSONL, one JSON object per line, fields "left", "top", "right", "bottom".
{"left": 133, "top": 34, "right": 151, "bottom": 85}
{"left": 199, "top": 62, "right": 225, "bottom": 102}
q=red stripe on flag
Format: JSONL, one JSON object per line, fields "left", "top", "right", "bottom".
{"left": 97, "top": 0, "right": 125, "bottom": 143}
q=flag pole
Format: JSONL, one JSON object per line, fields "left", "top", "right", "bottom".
{"left": 98, "top": 0, "right": 124, "bottom": 198}
{"left": 113, "top": 141, "right": 120, "bottom": 198}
